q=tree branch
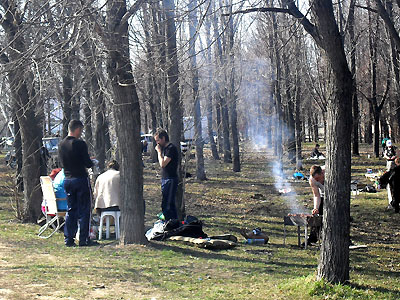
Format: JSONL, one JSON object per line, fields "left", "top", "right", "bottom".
{"left": 222, "top": 7, "right": 290, "bottom": 15}
{"left": 354, "top": 4, "right": 378, "bottom": 13}
{"left": 225, "top": 3, "right": 321, "bottom": 47}
{"left": 378, "top": 66, "right": 391, "bottom": 111}
{"left": 118, "top": 0, "right": 145, "bottom": 33}
{"left": 374, "top": 0, "right": 400, "bottom": 50}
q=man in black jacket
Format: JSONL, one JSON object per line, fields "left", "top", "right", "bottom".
{"left": 58, "top": 120, "right": 94, "bottom": 246}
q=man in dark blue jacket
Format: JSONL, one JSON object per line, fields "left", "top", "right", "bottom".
{"left": 58, "top": 120, "right": 95, "bottom": 247}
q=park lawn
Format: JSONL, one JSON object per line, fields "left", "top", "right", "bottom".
{"left": 0, "top": 144, "right": 399, "bottom": 300}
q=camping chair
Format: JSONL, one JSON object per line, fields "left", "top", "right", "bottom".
{"left": 38, "top": 176, "right": 67, "bottom": 239}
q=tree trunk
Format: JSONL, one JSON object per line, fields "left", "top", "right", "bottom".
{"left": 1, "top": 3, "right": 43, "bottom": 223}
{"left": 365, "top": 105, "right": 373, "bottom": 144}
{"left": 82, "top": 37, "right": 105, "bottom": 171}
{"left": 313, "top": 113, "right": 319, "bottom": 142}
{"left": 216, "top": 103, "right": 223, "bottom": 153}
{"left": 368, "top": 10, "right": 381, "bottom": 158}
{"left": 205, "top": 10, "right": 220, "bottom": 160}
{"left": 213, "top": 3, "right": 231, "bottom": 163}
{"left": 62, "top": 54, "right": 73, "bottom": 138}
{"left": 348, "top": 0, "right": 360, "bottom": 156}
{"left": 105, "top": 0, "right": 145, "bottom": 244}
{"left": 226, "top": 2, "right": 240, "bottom": 172}
{"left": 13, "top": 113, "right": 23, "bottom": 193}
{"left": 83, "top": 86, "right": 93, "bottom": 154}
{"left": 386, "top": 0, "right": 400, "bottom": 142}
{"left": 272, "top": 13, "right": 283, "bottom": 160}
{"left": 304, "top": 0, "right": 353, "bottom": 283}
{"left": 294, "top": 50, "right": 303, "bottom": 169}
{"left": 162, "top": 0, "right": 185, "bottom": 219}
{"left": 188, "top": 0, "right": 207, "bottom": 180}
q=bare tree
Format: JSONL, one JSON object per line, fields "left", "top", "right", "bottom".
{"left": 188, "top": 0, "right": 207, "bottom": 180}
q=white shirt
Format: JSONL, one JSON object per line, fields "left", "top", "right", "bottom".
{"left": 94, "top": 169, "right": 120, "bottom": 209}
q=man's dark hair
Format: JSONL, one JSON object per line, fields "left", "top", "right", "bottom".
{"left": 154, "top": 128, "right": 169, "bottom": 142}
{"left": 315, "top": 144, "right": 320, "bottom": 148}
{"left": 68, "top": 120, "right": 84, "bottom": 132}
{"left": 107, "top": 160, "right": 120, "bottom": 171}
{"left": 310, "top": 165, "right": 322, "bottom": 177}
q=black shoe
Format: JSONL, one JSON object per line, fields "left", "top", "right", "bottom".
{"left": 79, "top": 240, "right": 100, "bottom": 247}
{"left": 65, "top": 242, "right": 76, "bottom": 247}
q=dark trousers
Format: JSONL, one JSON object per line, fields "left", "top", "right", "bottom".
{"left": 161, "top": 177, "right": 178, "bottom": 221}
{"left": 64, "top": 176, "right": 91, "bottom": 245}
{"left": 308, "top": 198, "right": 324, "bottom": 243}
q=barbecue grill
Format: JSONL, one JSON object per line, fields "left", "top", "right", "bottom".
{"left": 283, "top": 214, "right": 322, "bottom": 249}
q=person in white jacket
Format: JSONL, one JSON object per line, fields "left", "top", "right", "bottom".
{"left": 94, "top": 160, "right": 120, "bottom": 214}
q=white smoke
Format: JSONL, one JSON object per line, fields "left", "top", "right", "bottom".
{"left": 270, "top": 160, "right": 308, "bottom": 214}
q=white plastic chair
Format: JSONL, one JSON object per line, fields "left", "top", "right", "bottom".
{"left": 38, "top": 176, "right": 67, "bottom": 239}
{"left": 98, "top": 210, "right": 120, "bottom": 240}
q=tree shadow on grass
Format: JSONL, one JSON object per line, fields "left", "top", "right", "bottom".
{"left": 148, "top": 241, "right": 317, "bottom": 275}
{"left": 349, "top": 282, "right": 400, "bottom": 298}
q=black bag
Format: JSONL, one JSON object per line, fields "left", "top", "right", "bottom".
{"left": 152, "top": 215, "right": 207, "bottom": 241}
{"left": 364, "top": 185, "right": 377, "bottom": 193}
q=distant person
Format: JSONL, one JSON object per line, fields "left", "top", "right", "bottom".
{"left": 383, "top": 139, "right": 397, "bottom": 171}
{"left": 58, "top": 120, "right": 95, "bottom": 247}
{"left": 94, "top": 160, "right": 120, "bottom": 215}
{"left": 141, "top": 140, "right": 148, "bottom": 153}
{"left": 307, "top": 165, "right": 325, "bottom": 244}
{"left": 311, "top": 144, "right": 324, "bottom": 159}
{"left": 154, "top": 128, "right": 179, "bottom": 221}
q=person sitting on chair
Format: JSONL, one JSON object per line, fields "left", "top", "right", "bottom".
{"left": 94, "top": 160, "right": 121, "bottom": 215}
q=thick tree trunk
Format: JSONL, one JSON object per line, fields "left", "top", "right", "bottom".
{"left": 188, "top": 0, "right": 207, "bottom": 180}
{"left": 162, "top": 0, "right": 185, "bottom": 219}
{"left": 105, "top": 0, "right": 145, "bottom": 244}
{"left": 1, "top": 3, "right": 43, "bottom": 223}
{"left": 305, "top": 0, "right": 353, "bottom": 283}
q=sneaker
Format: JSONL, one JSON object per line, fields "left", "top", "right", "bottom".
{"left": 79, "top": 240, "right": 100, "bottom": 247}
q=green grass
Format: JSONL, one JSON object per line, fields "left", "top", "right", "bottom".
{"left": 0, "top": 144, "right": 399, "bottom": 299}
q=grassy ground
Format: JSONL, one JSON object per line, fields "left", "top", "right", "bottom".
{"left": 0, "top": 143, "right": 399, "bottom": 300}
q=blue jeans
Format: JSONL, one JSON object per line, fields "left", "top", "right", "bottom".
{"left": 64, "top": 177, "right": 91, "bottom": 245}
{"left": 161, "top": 177, "right": 178, "bottom": 221}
